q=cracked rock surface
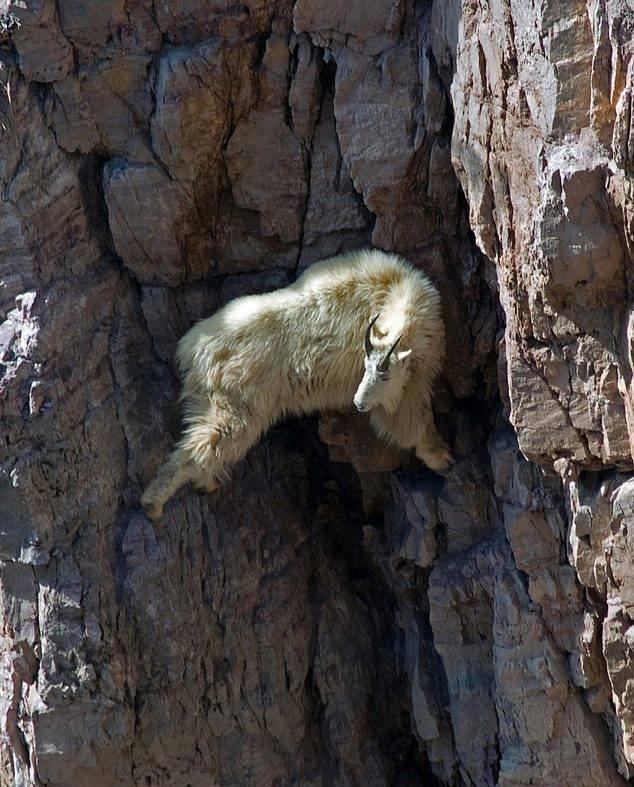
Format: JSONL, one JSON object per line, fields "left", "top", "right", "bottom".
{"left": 0, "top": 0, "right": 632, "bottom": 784}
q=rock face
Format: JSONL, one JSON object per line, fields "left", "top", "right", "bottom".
{"left": 0, "top": 0, "right": 632, "bottom": 785}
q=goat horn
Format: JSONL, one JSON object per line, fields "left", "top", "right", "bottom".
{"left": 378, "top": 335, "right": 402, "bottom": 372}
{"left": 364, "top": 313, "right": 380, "bottom": 357}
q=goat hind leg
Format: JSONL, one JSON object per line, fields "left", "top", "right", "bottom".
{"left": 190, "top": 429, "right": 223, "bottom": 494}
{"left": 142, "top": 393, "right": 257, "bottom": 518}
{"left": 175, "top": 395, "right": 258, "bottom": 497}
{"left": 142, "top": 430, "right": 223, "bottom": 520}
{"left": 141, "top": 447, "right": 196, "bottom": 520}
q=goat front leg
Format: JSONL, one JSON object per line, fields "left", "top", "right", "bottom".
{"left": 415, "top": 408, "right": 453, "bottom": 471}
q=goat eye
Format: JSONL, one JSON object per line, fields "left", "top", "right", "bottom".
{"left": 379, "top": 374, "right": 390, "bottom": 381}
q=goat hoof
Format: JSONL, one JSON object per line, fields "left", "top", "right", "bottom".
{"left": 417, "top": 445, "right": 454, "bottom": 472}
{"left": 141, "top": 493, "right": 162, "bottom": 521}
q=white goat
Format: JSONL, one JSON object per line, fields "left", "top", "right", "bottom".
{"left": 142, "top": 249, "right": 451, "bottom": 519}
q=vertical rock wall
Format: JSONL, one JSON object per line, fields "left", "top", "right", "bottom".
{"left": 0, "top": 0, "right": 631, "bottom": 784}
{"left": 451, "top": 0, "right": 634, "bottom": 779}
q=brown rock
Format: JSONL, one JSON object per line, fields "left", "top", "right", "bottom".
{"left": 298, "top": 94, "right": 372, "bottom": 266}
{"left": 10, "top": 0, "right": 73, "bottom": 82}
{"left": 294, "top": 0, "right": 404, "bottom": 54}
{"left": 151, "top": 38, "right": 252, "bottom": 183}
{"left": 103, "top": 159, "right": 205, "bottom": 285}
{"left": 451, "top": 0, "right": 634, "bottom": 471}
{"left": 226, "top": 109, "right": 307, "bottom": 245}
{"left": 49, "top": 56, "right": 153, "bottom": 158}
{"left": 1, "top": 0, "right": 634, "bottom": 784}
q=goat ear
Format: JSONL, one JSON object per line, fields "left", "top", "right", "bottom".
{"left": 396, "top": 349, "right": 412, "bottom": 364}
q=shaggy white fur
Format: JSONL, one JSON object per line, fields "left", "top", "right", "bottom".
{"left": 142, "top": 248, "right": 451, "bottom": 519}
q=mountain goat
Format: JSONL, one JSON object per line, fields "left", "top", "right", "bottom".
{"left": 141, "top": 248, "right": 451, "bottom": 520}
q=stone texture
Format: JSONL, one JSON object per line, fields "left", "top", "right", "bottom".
{"left": 0, "top": 0, "right": 633, "bottom": 785}
{"left": 9, "top": 0, "right": 74, "bottom": 82}
{"left": 103, "top": 159, "right": 202, "bottom": 285}
{"left": 226, "top": 109, "right": 307, "bottom": 246}
{"left": 451, "top": 0, "right": 634, "bottom": 472}
{"left": 565, "top": 472, "right": 634, "bottom": 775}
{"left": 48, "top": 55, "right": 153, "bottom": 159}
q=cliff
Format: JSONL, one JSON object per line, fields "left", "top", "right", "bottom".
{"left": 0, "top": 0, "right": 632, "bottom": 784}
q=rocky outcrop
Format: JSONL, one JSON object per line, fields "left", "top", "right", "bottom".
{"left": 452, "top": 0, "right": 634, "bottom": 471}
{"left": 450, "top": 0, "right": 634, "bottom": 779}
{"left": 0, "top": 0, "right": 632, "bottom": 785}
